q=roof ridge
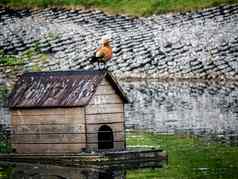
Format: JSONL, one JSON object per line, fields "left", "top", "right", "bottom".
{"left": 22, "top": 69, "right": 108, "bottom": 76}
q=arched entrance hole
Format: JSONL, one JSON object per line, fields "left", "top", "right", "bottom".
{"left": 98, "top": 125, "right": 114, "bottom": 149}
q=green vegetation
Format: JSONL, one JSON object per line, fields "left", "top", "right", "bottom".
{"left": 47, "top": 32, "right": 60, "bottom": 40}
{"left": 0, "top": 45, "right": 48, "bottom": 71}
{"left": 0, "top": 131, "right": 237, "bottom": 178}
{"left": 0, "top": 124, "right": 11, "bottom": 154}
{"left": 126, "top": 131, "right": 238, "bottom": 179}
{"left": 0, "top": 87, "right": 11, "bottom": 155}
{"left": 0, "top": 143, "right": 11, "bottom": 154}
{"left": 1, "top": 0, "right": 238, "bottom": 16}
{"left": 0, "top": 86, "right": 8, "bottom": 104}
{"left": 0, "top": 165, "right": 14, "bottom": 179}
{"left": 0, "top": 50, "right": 25, "bottom": 66}
{"left": 0, "top": 45, "right": 41, "bottom": 66}
{"left": 30, "top": 64, "right": 43, "bottom": 72}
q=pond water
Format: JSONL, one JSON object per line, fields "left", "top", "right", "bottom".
{"left": 0, "top": 162, "right": 125, "bottom": 179}
{"left": 0, "top": 161, "right": 164, "bottom": 179}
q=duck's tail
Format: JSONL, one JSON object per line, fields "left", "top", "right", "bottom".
{"left": 90, "top": 56, "right": 100, "bottom": 64}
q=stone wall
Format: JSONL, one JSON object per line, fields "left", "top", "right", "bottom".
{"left": 0, "top": 4, "right": 237, "bottom": 80}
{"left": 0, "top": 5, "right": 238, "bottom": 141}
{"left": 0, "top": 84, "right": 10, "bottom": 127}
{"left": 0, "top": 107, "right": 10, "bottom": 127}
{"left": 123, "top": 80, "right": 238, "bottom": 142}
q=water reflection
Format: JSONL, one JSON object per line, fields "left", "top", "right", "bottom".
{"left": 0, "top": 162, "right": 126, "bottom": 179}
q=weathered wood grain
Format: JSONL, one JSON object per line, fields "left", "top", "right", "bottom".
{"left": 87, "top": 141, "right": 125, "bottom": 150}
{"left": 99, "top": 79, "right": 110, "bottom": 86}
{"left": 89, "top": 94, "right": 122, "bottom": 105}
{"left": 10, "top": 76, "right": 126, "bottom": 153}
{"left": 12, "top": 115, "right": 84, "bottom": 125}
{"left": 113, "top": 141, "right": 125, "bottom": 150}
{"left": 86, "top": 123, "right": 124, "bottom": 133}
{"left": 12, "top": 133, "right": 86, "bottom": 144}
{"left": 85, "top": 104, "right": 123, "bottom": 114}
{"left": 11, "top": 108, "right": 84, "bottom": 116}
{"left": 11, "top": 123, "right": 85, "bottom": 134}
{"left": 87, "top": 131, "right": 124, "bottom": 143}
{"left": 15, "top": 144, "right": 86, "bottom": 153}
{"left": 11, "top": 107, "right": 84, "bottom": 125}
{"left": 86, "top": 113, "right": 123, "bottom": 124}
{"left": 94, "top": 85, "right": 115, "bottom": 95}
{"left": 12, "top": 108, "right": 65, "bottom": 116}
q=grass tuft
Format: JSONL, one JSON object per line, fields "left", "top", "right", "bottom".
{"left": 1, "top": 0, "right": 238, "bottom": 16}
{"left": 126, "top": 131, "right": 238, "bottom": 179}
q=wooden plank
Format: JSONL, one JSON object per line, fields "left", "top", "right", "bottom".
{"left": 86, "top": 143, "right": 97, "bottom": 150}
{"left": 95, "top": 85, "right": 115, "bottom": 95}
{"left": 86, "top": 123, "right": 124, "bottom": 133}
{"left": 15, "top": 144, "right": 86, "bottom": 153}
{"left": 99, "top": 79, "right": 111, "bottom": 86}
{"left": 12, "top": 108, "right": 65, "bottom": 116}
{"left": 87, "top": 141, "right": 125, "bottom": 151}
{"left": 12, "top": 108, "right": 85, "bottom": 125}
{"left": 65, "top": 108, "right": 85, "bottom": 116}
{"left": 113, "top": 141, "right": 125, "bottom": 150}
{"left": 12, "top": 133, "right": 86, "bottom": 144}
{"left": 86, "top": 113, "right": 123, "bottom": 124}
{"left": 11, "top": 123, "right": 85, "bottom": 134}
{"left": 89, "top": 94, "right": 123, "bottom": 105}
{"left": 87, "top": 131, "right": 124, "bottom": 143}
{"left": 12, "top": 115, "right": 85, "bottom": 125}
{"left": 86, "top": 104, "right": 123, "bottom": 115}
{"left": 11, "top": 107, "right": 84, "bottom": 116}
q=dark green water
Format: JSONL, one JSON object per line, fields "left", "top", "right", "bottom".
{"left": 0, "top": 162, "right": 127, "bottom": 179}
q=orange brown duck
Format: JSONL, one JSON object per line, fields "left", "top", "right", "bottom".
{"left": 91, "top": 36, "right": 112, "bottom": 69}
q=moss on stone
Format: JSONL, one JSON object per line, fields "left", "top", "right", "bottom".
{"left": 0, "top": 50, "right": 25, "bottom": 66}
{"left": 0, "top": 86, "right": 8, "bottom": 104}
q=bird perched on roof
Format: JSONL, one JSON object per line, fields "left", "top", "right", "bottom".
{"left": 90, "top": 36, "right": 112, "bottom": 70}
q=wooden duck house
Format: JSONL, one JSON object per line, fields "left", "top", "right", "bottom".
{"left": 8, "top": 70, "right": 129, "bottom": 154}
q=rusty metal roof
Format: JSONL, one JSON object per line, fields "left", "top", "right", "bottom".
{"left": 8, "top": 70, "right": 129, "bottom": 108}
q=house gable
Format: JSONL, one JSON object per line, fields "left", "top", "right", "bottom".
{"left": 85, "top": 76, "right": 125, "bottom": 151}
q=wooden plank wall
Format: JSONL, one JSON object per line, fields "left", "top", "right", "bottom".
{"left": 11, "top": 108, "right": 86, "bottom": 153}
{"left": 85, "top": 78, "right": 125, "bottom": 151}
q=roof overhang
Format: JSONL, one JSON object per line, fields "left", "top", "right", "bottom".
{"left": 8, "top": 70, "right": 129, "bottom": 109}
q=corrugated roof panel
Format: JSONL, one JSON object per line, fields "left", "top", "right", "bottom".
{"left": 8, "top": 70, "right": 106, "bottom": 108}
{"left": 8, "top": 70, "right": 129, "bottom": 108}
